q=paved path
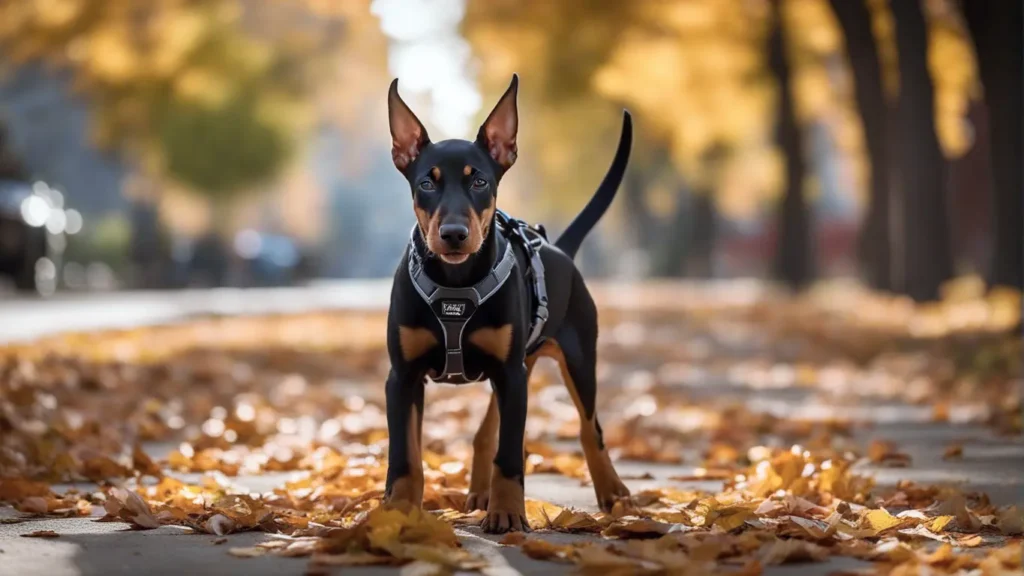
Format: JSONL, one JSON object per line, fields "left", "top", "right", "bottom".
{"left": 0, "top": 281, "right": 392, "bottom": 343}
{"left": 2, "top": 390, "right": 1021, "bottom": 576}
{"left": 0, "top": 283, "right": 1021, "bottom": 575}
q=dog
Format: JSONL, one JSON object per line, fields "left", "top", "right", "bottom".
{"left": 383, "top": 74, "right": 632, "bottom": 533}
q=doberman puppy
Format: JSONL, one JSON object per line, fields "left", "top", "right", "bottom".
{"left": 383, "top": 74, "right": 633, "bottom": 533}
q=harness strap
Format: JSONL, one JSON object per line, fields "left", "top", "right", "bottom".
{"left": 496, "top": 210, "right": 549, "bottom": 354}
{"left": 407, "top": 227, "right": 516, "bottom": 383}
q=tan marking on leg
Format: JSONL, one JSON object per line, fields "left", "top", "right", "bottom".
{"left": 398, "top": 326, "right": 438, "bottom": 361}
{"left": 464, "top": 165, "right": 473, "bottom": 176}
{"left": 467, "top": 393, "right": 498, "bottom": 511}
{"left": 430, "top": 166, "right": 441, "bottom": 181}
{"left": 534, "top": 340, "right": 630, "bottom": 513}
{"left": 387, "top": 404, "right": 424, "bottom": 508}
{"left": 468, "top": 324, "right": 513, "bottom": 362}
{"left": 482, "top": 465, "right": 527, "bottom": 533}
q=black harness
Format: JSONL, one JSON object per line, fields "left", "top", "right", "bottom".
{"left": 407, "top": 211, "right": 549, "bottom": 384}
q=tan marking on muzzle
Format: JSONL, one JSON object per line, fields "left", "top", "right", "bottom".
{"left": 466, "top": 195, "right": 495, "bottom": 254}
{"left": 414, "top": 205, "right": 447, "bottom": 255}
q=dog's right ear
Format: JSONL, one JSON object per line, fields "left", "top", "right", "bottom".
{"left": 388, "top": 79, "right": 430, "bottom": 172}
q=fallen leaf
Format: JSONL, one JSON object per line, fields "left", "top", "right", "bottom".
{"left": 602, "top": 518, "right": 674, "bottom": 539}
{"left": 105, "top": 488, "right": 160, "bottom": 529}
{"left": 759, "top": 539, "right": 830, "bottom": 565}
{"left": 867, "top": 440, "right": 912, "bottom": 467}
{"left": 954, "top": 534, "right": 983, "bottom": 548}
{"left": 942, "top": 443, "right": 963, "bottom": 460}
{"left": 996, "top": 506, "right": 1023, "bottom": 535}
{"left": 310, "top": 552, "right": 397, "bottom": 566}
{"left": 206, "top": 514, "right": 236, "bottom": 536}
{"left": 21, "top": 530, "right": 60, "bottom": 538}
{"left": 864, "top": 508, "right": 904, "bottom": 534}
{"left": 228, "top": 547, "right": 267, "bottom": 558}
{"left": 519, "top": 539, "right": 575, "bottom": 562}
{"left": 499, "top": 532, "right": 527, "bottom": 546}
{"left": 929, "top": 515, "right": 954, "bottom": 532}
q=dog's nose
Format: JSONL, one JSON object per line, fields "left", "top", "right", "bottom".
{"left": 439, "top": 223, "right": 469, "bottom": 247}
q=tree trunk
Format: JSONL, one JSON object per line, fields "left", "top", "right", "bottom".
{"left": 650, "top": 190, "right": 689, "bottom": 278}
{"left": 687, "top": 191, "right": 716, "bottom": 278}
{"left": 621, "top": 167, "right": 659, "bottom": 277}
{"left": 622, "top": 167, "right": 658, "bottom": 252}
{"left": 962, "top": 0, "right": 1023, "bottom": 290}
{"left": 890, "top": 0, "right": 953, "bottom": 301}
{"left": 769, "top": 0, "right": 814, "bottom": 290}
{"left": 829, "top": 0, "right": 893, "bottom": 291}
{"left": 0, "top": 122, "right": 28, "bottom": 180}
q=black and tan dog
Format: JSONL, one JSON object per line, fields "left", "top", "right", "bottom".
{"left": 383, "top": 74, "right": 632, "bottom": 533}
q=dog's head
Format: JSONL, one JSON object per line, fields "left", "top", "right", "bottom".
{"left": 388, "top": 75, "right": 519, "bottom": 264}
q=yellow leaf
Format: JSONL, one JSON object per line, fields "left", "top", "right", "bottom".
{"left": 228, "top": 547, "right": 266, "bottom": 558}
{"left": 928, "top": 515, "right": 954, "bottom": 532}
{"left": 864, "top": 509, "right": 903, "bottom": 534}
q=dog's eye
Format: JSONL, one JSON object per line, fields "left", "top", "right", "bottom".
{"left": 418, "top": 179, "right": 436, "bottom": 192}
{"left": 471, "top": 177, "right": 488, "bottom": 190}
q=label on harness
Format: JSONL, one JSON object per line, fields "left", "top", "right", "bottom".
{"left": 440, "top": 301, "right": 468, "bottom": 317}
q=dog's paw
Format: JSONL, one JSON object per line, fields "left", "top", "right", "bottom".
{"left": 384, "top": 476, "right": 423, "bottom": 512}
{"left": 481, "top": 508, "right": 530, "bottom": 534}
{"left": 465, "top": 491, "right": 490, "bottom": 512}
{"left": 596, "top": 479, "right": 632, "bottom": 514}
{"left": 481, "top": 466, "right": 528, "bottom": 533}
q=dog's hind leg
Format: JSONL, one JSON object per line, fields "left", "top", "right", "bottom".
{"left": 542, "top": 278, "right": 630, "bottom": 512}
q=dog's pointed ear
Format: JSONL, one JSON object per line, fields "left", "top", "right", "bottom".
{"left": 388, "top": 79, "right": 430, "bottom": 172}
{"left": 476, "top": 74, "right": 518, "bottom": 170}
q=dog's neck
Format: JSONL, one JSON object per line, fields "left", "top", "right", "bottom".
{"left": 413, "top": 219, "right": 501, "bottom": 288}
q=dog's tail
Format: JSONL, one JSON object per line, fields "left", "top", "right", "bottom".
{"left": 553, "top": 110, "right": 632, "bottom": 260}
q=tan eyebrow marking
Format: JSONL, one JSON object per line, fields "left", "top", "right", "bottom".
{"left": 464, "top": 165, "right": 472, "bottom": 176}
{"left": 431, "top": 166, "right": 441, "bottom": 181}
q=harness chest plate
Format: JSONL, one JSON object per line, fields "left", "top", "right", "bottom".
{"left": 406, "top": 212, "right": 549, "bottom": 384}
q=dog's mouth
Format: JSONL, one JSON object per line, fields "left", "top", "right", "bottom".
{"left": 438, "top": 252, "right": 470, "bottom": 265}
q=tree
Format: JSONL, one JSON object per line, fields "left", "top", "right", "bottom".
{"left": 0, "top": 0, "right": 323, "bottom": 205}
{"left": 890, "top": 0, "right": 954, "bottom": 301}
{"left": 829, "top": 0, "right": 893, "bottom": 291}
{"left": 769, "top": 0, "right": 814, "bottom": 290}
{"left": 0, "top": 122, "right": 27, "bottom": 180}
{"left": 962, "top": 0, "right": 1023, "bottom": 291}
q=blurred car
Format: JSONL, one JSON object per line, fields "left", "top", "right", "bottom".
{"left": 0, "top": 179, "right": 47, "bottom": 291}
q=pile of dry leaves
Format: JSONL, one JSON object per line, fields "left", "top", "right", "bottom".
{"left": 1, "top": 282, "right": 1021, "bottom": 574}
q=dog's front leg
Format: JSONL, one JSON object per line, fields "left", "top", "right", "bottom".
{"left": 384, "top": 368, "right": 425, "bottom": 508}
{"left": 481, "top": 362, "right": 529, "bottom": 533}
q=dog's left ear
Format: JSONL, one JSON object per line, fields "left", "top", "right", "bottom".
{"left": 476, "top": 74, "right": 518, "bottom": 171}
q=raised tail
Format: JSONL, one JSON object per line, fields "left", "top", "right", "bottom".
{"left": 553, "top": 110, "right": 632, "bottom": 259}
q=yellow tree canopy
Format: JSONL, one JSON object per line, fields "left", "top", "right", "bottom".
{"left": 0, "top": 0, "right": 329, "bottom": 200}
{"left": 465, "top": 0, "right": 979, "bottom": 222}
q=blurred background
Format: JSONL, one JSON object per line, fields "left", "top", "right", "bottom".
{"left": 0, "top": 0, "right": 1019, "bottom": 303}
